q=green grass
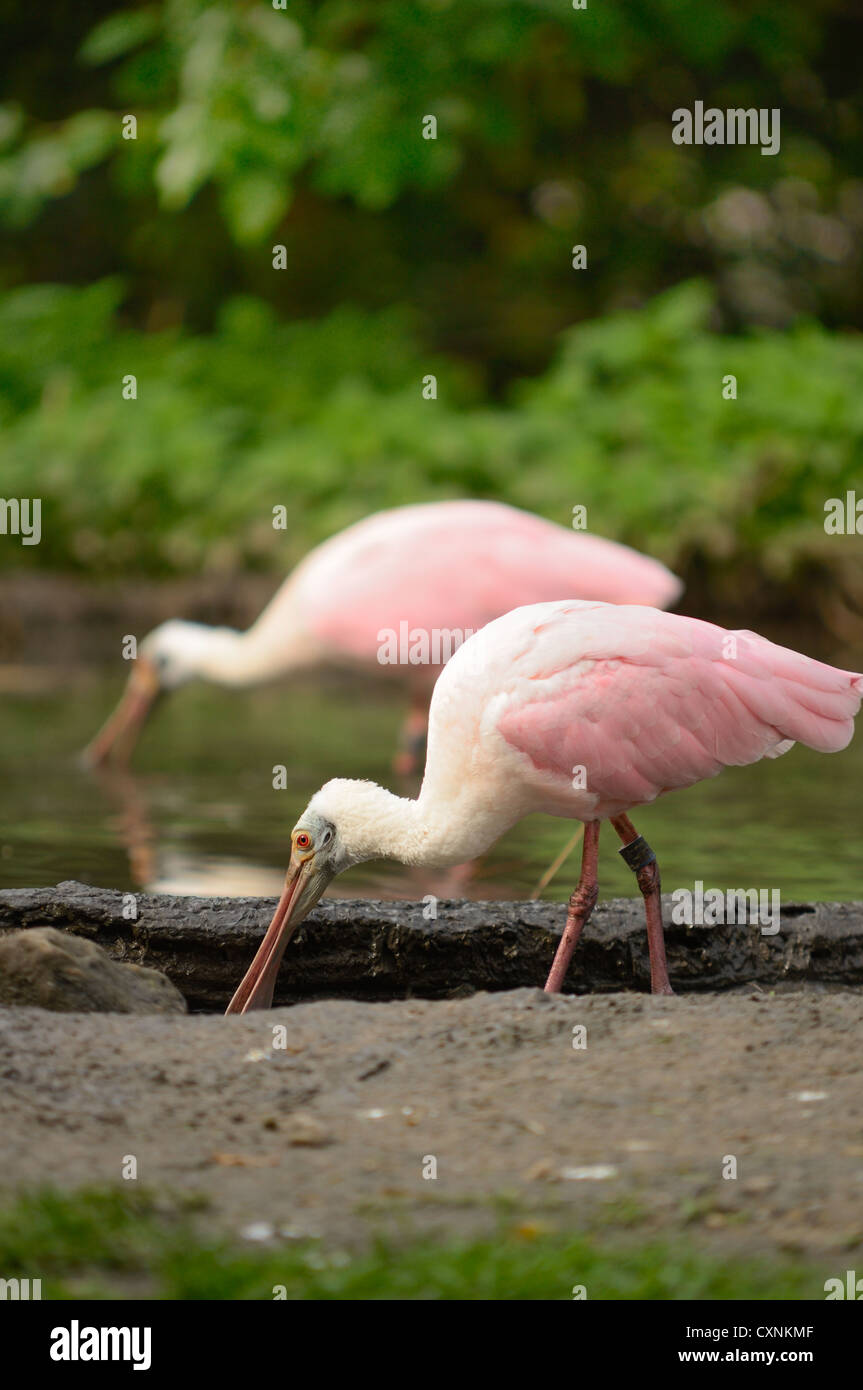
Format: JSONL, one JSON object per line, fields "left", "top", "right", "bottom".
{"left": 0, "top": 1187, "right": 827, "bottom": 1300}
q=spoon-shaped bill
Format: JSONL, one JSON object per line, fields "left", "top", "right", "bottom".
{"left": 80, "top": 659, "right": 161, "bottom": 768}
{"left": 225, "top": 852, "right": 333, "bottom": 1014}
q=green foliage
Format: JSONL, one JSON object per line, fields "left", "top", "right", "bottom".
{"left": 1, "top": 0, "right": 860, "bottom": 376}
{"left": 15, "top": 0, "right": 844, "bottom": 230}
{"left": 513, "top": 281, "right": 863, "bottom": 577}
{"left": 0, "top": 1185, "right": 821, "bottom": 1299}
{"left": 0, "top": 278, "right": 858, "bottom": 584}
{"left": 0, "top": 278, "right": 475, "bottom": 572}
{"left": 0, "top": 108, "right": 118, "bottom": 228}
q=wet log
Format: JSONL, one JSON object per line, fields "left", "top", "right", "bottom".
{"left": 1, "top": 882, "right": 862, "bottom": 1012}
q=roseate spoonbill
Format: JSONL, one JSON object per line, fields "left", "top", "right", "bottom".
{"left": 82, "top": 501, "right": 681, "bottom": 772}
{"left": 224, "top": 600, "right": 862, "bottom": 1012}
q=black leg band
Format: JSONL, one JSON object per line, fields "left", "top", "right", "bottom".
{"left": 619, "top": 835, "right": 656, "bottom": 872}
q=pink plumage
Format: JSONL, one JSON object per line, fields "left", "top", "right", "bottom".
{"left": 441, "top": 601, "right": 862, "bottom": 822}
{"left": 253, "top": 500, "right": 682, "bottom": 675}
{"left": 83, "top": 499, "right": 681, "bottom": 770}
{"left": 225, "top": 599, "right": 862, "bottom": 1011}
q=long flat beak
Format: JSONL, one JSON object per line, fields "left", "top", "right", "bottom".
{"left": 80, "top": 659, "right": 160, "bottom": 768}
{"left": 225, "top": 856, "right": 318, "bottom": 1015}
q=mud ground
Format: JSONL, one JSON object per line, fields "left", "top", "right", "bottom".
{"left": 1, "top": 985, "right": 862, "bottom": 1266}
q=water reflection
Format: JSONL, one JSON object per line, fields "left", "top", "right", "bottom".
{"left": 1, "top": 668, "right": 861, "bottom": 904}
{"left": 88, "top": 752, "right": 485, "bottom": 899}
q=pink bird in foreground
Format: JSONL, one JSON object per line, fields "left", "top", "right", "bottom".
{"left": 82, "top": 500, "right": 681, "bottom": 772}
{"left": 225, "top": 600, "right": 862, "bottom": 1012}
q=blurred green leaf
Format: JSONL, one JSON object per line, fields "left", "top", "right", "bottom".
{"left": 221, "top": 171, "right": 289, "bottom": 243}
{"left": 79, "top": 8, "right": 162, "bottom": 66}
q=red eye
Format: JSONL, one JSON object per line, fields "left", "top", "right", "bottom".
{"left": 295, "top": 832, "right": 311, "bottom": 850}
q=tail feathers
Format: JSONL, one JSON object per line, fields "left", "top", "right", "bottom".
{"left": 764, "top": 738, "right": 795, "bottom": 760}
{"left": 727, "top": 639, "right": 863, "bottom": 755}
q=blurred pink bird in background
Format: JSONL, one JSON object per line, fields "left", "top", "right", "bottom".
{"left": 82, "top": 500, "right": 682, "bottom": 772}
{"left": 225, "top": 600, "right": 862, "bottom": 1012}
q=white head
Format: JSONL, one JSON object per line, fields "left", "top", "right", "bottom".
{"left": 224, "top": 778, "right": 418, "bottom": 1015}
{"left": 302, "top": 778, "right": 415, "bottom": 870}
{"left": 140, "top": 620, "right": 231, "bottom": 691}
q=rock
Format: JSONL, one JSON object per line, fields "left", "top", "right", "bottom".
{"left": 1, "top": 882, "right": 863, "bottom": 1009}
{"left": 0, "top": 928, "right": 186, "bottom": 1014}
{"left": 286, "top": 1112, "right": 332, "bottom": 1147}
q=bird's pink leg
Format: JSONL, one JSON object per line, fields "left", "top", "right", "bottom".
{"left": 393, "top": 696, "right": 429, "bottom": 777}
{"left": 543, "top": 821, "right": 600, "bottom": 994}
{"left": 610, "top": 814, "right": 674, "bottom": 996}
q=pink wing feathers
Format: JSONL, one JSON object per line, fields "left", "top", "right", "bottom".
{"left": 493, "top": 602, "right": 862, "bottom": 820}
{"left": 285, "top": 501, "right": 682, "bottom": 665}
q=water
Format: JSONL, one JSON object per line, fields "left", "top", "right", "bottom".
{"left": 1, "top": 666, "right": 861, "bottom": 905}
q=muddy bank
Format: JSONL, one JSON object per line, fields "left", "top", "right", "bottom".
{"left": 1, "top": 882, "right": 862, "bottom": 1010}
{"left": 1, "top": 985, "right": 861, "bottom": 1260}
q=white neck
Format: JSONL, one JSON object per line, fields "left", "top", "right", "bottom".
{"left": 314, "top": 778, "right": 522, "bottom": 871}
{"left": 175, "top": 622, "right": 321, "bottom": 688}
